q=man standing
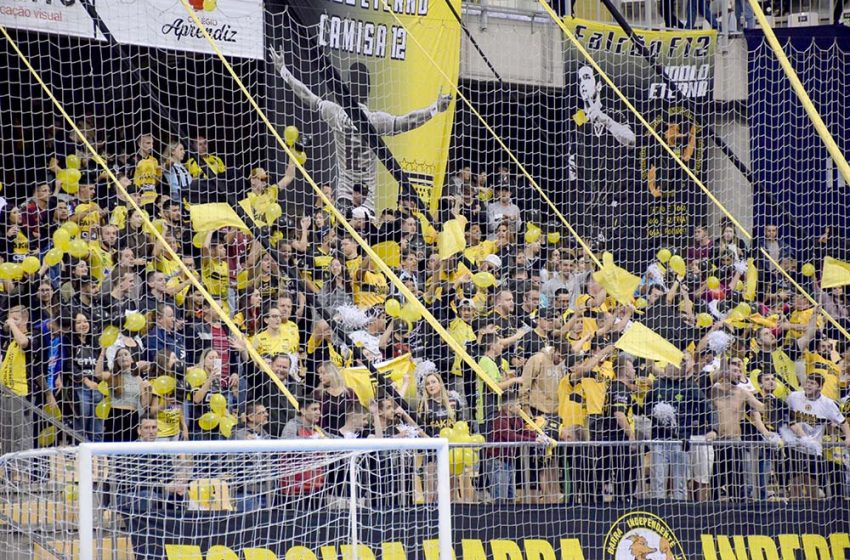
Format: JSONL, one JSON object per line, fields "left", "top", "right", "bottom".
{"left": 644, "top": 361, "right": 716, "bottom": 500}
{"left": 780, "top": 373, "right": 850, "bottom": 498}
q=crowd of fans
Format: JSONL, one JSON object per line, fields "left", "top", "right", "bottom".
{"left": 0, "top": 125, "right": 849, "bottom": 509}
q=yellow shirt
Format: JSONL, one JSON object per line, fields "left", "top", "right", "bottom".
{"left": 202, "top": 257, "right": 230, "bottom": 298}
{"left": 0, "top": 340, "right": 27, "bottom": 396}
{"left": 251, "top": 322, "right": 300, "bottom": 355}
{"left": 558, "top": 376, "right": 586, "bottom": 428}
{"left": 74, "top": 202, "right": 102, "bottom": 240}
{"left": 110, "top": 205, "right": 128, "bottom": 229}
{"left": 10, "top": 231, "right": 30, "bottom": 260}
{"left": 786, "top": 306, "right": 818, "bottom": 341}
{"left": 244, "top": 186, "right": 279, "bottom": 224}
{"left": 88, "top": 242, "right": 114, "bottom": 282}
{"left": 156, "top": 400, "right": 182, "bottom": 438}
{"left": 353, "top": 269, "right": 389, "bottom": 309}
{"left": 448, "top": 318, "right": 476, "bottom": 376}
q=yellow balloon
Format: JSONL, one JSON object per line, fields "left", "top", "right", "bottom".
{"left": 399, "top": 303, "right": 422, "bottom": 323}
{"left": 198, "top": 412, "right": 220, "bottom": 431}
{"left": 124, "top": 312, "right": 147, "bottom": 332}
{"left": 44, "top": 248, "right": 64, "bottom": 267}
{"left": 95, "top": 398, "right": 111, "bottom": 420}
{"left": 61, "top": 221, "right": 80, "bottom": 238}
{"left": 60, "top": 169, "right": 81, "bottom": 194}
{"left": 385, "top": 298, "right": 401, "bottom": 318}
{"left": 69, "top": 239, "right": 89, "bottom": 259}
{"left": 801, "top": 263, "right": 815, "bottom": 277}
{"left": 293, "top": 150, "right": 308, "bottom": 166}
{"left": 668, "top": 255, "right": 686, "bottom": 277}
{"left": 99, "top": 325, "right": 119, "bottom": 348}
{"left": 449, "top": 447, "right": 465, "bottom": 475}
{"left": 657, "top": 248, "right": 672, "bottom": 264}
{"left": 265, "top": 203, "right": 283, "bottom": 224}
{"left": 97, "top": 381, "right": 110, "bottom": 397}
{"left": 454, "top": 421, "right": 470, "bottom": 436}
{"left": 65, "top": 154, "right": 81, "bottom": 170}
{"left": 472, "top": 271, "right": 496, "bottom": 289}
{"left": 634, "top": 297, "right": 647, "bottom": 310}
{"left": 7, "top": 263, "right": 22, "bottom": 281}
{"left": 203, "top": 0, "right": 217, "bottom": 10}
{"left": 546, "top": 231, "right": 561, "bottom": 245}
{"left": 525, "top": 224, "right": 543, "bottom": 243}
{"left": 439, "top": 427, "right": 456, "bottom": 441}
{"left": 219, "top": 414, "right": 238, "bottom": 438}
{"left": 696, "top": 313, "right": 713, "bottom": 328}
{"left": 209, "top": 393, "right": 227, "bottom": 416}
{"left": 470, "top": 434, "right": 485, "bottom": 445}
{"left": 21, "top": 256, "right": 40, "bottom": 275}
{"left": 186, "top": 367, "right": 208, "bottom": 389}
{"left": 734, "top": 303, "right": 752, "bottom": 317}
{"left": 284, "top": 125, "right": 300, "bottom": 147}
{"left": 706, "top": 276, "right": 720, "bottom": 290}
{"left": 53, "top": 228, "right": 71, "bottom": 251}
{"left": 0, "top": 263, "right": 16, "bottom": 281}
{"left": 151, "top": 375, "right": 177, "bottom": 396}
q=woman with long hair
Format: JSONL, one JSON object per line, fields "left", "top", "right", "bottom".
{"left": 315, "top": 258, "right": 353, "bottom": 318}
{"left": 97, "top": 346, "right": 151, "bottom": 442}
{"left": 185, "top": 348, "right": 234, "bottom": 440}
{"left": 311, "top": 361, "right": 355, "bottom": 436}
{"left": 64, "top": 312, "right": 104, "bottom": 442}
{"left": 163, "top": 139, "right": 192, "bottom": 203}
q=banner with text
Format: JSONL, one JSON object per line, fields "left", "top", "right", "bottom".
{"left": 0, "top": 0, "right": 95, "bottom": 39}
{"left": 562, "top": 18, "right": 716, "bottom": 270}
{"left": 275, "top": 0, "right": 460, "bottom": 213}
{"left": 0, "top": 0, "right": 264, "bottom": 59}
{"left": 127, "top": 504, "right": 850, "bottom": 560}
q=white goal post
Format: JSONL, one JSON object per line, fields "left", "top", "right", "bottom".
{"left": 78, "top": 438, "right": 452, "bottom": 560}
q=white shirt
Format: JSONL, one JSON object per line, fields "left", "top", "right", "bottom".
{"left": 779, "top": 391, "right": 846, "bottom": 455}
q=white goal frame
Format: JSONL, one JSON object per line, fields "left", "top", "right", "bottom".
{"left": 78, "top": 438, "right": 452, "bottom": 560}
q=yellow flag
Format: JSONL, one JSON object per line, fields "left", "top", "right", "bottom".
{"left": 614, "top": 321, "right": 683, "bottom": 368}
{"left": 822, "top": 256, "right": 850, "bottom": 289}
{"left": 341, "top": 366, "right": 375, "bottom": 407}
{"left": 744, "top": 258, "right": 757, "bottom": 301}
{"left": 190, "top": 203, "right": 250, "bottom": 234}
{"left": 592, "top": 252, "right": 640, "bottom": 307}
{"left": 771, "top": 349, "right": 799, "bottom": 391}
{"left": 413, "top": 211, "right": 438, "bottom": 245}
{"left": 375, "top": 353, "right": 417, "bottom": 401}
{"left": 437, "top": 217, "right": 467, "bottom": 260}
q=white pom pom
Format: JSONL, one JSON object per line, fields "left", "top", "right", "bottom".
{"left": 413, "top": 359, "right": 437, "bottom": 385}
{"left": 335, "top": 305, "right": 370, "bottom": 330}
{"left": 734, "top": 260, "right": 748, "bottom": 274}
{"left": 707, "top": 330, "right": 733, "bottom": 354}
{"left": 651, "top": 402, "right": 678, "bottom": 428}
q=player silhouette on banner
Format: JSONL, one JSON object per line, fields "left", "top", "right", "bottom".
{"left": 269, "top": 46, "right": 452, "bottom": 214}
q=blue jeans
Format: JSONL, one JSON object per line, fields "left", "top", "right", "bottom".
{"left": 75, "top": 386, "right": 104, "bottom": 443}
{"left": 650, "top": 442, "right": 688, "bottom": 500}
{"left": 489, "top": 459, "right": 515, "bottom": 501}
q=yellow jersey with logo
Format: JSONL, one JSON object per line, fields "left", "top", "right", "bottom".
{"left": 353, "top": 269, "right": 389, "bottom": 309}
{"left": 251, "top": 323, "right": 300, "bottom": 356}
{"left": 74, "top": 202, "right": 102, "bottom": 240}
{"left": 156, "top": 401, "right": 183, "bottom": 438}
{"left": 202, "top": 257, "right": 229, "bottom": 298}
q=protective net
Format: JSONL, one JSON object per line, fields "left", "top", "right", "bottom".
{"left": 1, "top": 0, "right": 850, "bottom": 558}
